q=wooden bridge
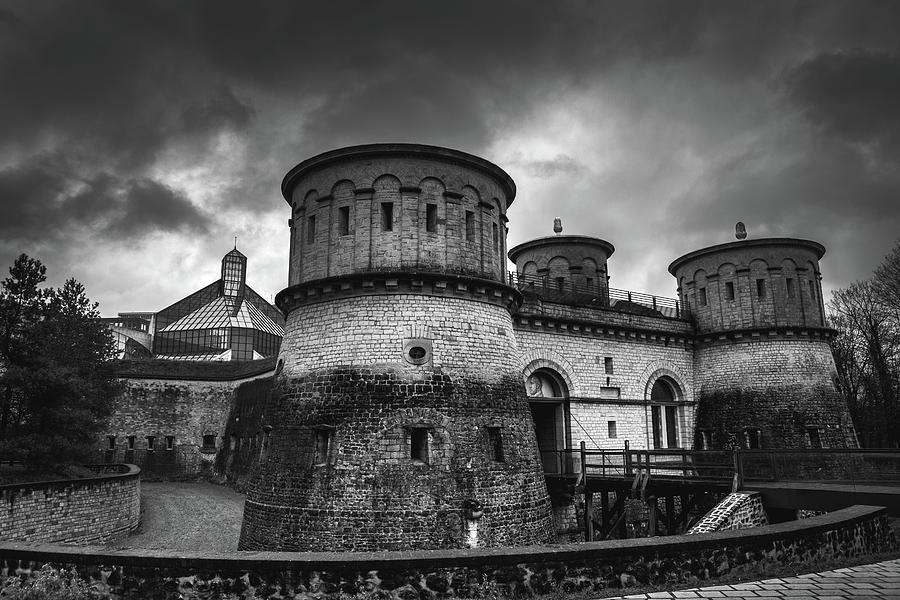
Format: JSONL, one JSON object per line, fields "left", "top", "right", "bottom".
{"left": 542, "top": 443, "right": 900, "bottom": 541}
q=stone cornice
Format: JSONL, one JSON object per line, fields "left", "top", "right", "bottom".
{"left": 512, "top": 313, "right": 694, "bottom": 348}
{"left": 693, "top": 326, "right": 836, "bottom": 347}
{"left": 276, "top": 271, "right": 523, "bottom": 315}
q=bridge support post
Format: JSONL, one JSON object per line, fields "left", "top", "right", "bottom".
{"left": 648, "top": 496, "right": 658, "bottom": 536}
{"left": 584, "top": 490, "right": 594, "bottom": 542}
{"left": 601, "top": 490, "right": 609, "bottom": 536}
{"left": 666, "top": 495, "right": 676, "bottom": 534}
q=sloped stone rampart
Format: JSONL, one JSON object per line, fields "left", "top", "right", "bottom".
{"left": 0, "top": 465, "right": 140, "bottom": 545}
{"left": 688, "top": 492, "right": 768, "bottom": 534}
{"left": 0, "top": 505, "right": 893, "bottom": 598}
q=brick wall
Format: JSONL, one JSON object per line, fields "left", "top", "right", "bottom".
{"left": 0, "top": 465, "right": 140, "bottom": 545}
{"left": 241, "top": 293, "right": 554, "bottom": 551}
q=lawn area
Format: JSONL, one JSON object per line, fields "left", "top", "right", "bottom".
{"left": 109, "top": 481, "right": 245, "bottom": 552}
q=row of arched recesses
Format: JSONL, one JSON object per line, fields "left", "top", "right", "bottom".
{"left": 525, "top": 365, "right": 685, "bottom": 467}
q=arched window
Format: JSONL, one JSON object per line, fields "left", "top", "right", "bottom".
{"left": 649, "top": 376, "right": 682, "bottom": 449}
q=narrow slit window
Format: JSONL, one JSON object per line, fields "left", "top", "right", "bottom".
{"left": 556, "top": 277, "right": 565, "bottom": 291}
{"left": 487, "top": 427, "right": 504, "bottom": 462}
{"left": 127, "top": 435, "right": 135, "bottom": 450}
{"left": 107, "top": 436, "right": 116, "bottom": 451}
{"left": 338, "top": 206, "right": 350, "bottom": 236}
{"left": 744, "top": 429, "right": 762, "bottom": 449}
{"left": 465, "top": 210, "right": 475, "bottom": 241}
{"left": 586, "top": 277, "right": 593, "bottom": 288}
{"left": 381, "top": 202, "right": 394, "bottom": 231}
{"left": 607, "top": 421, "right": 617, "bottom": 439}
{"left": 410, "top": 427, "right": 430, "bottom": 464}
{"left": 756, "top": 279, "right": 766, "bottom": 299}
{"left": 785, "top": 277, "right": 795, "bottom": 298}
{"left": 146, "top": 436, "right": 155, "bottom": 451}
{"left": 604, "top": 357, "right": 613, "bottom": 375}
{"left": 165, "top": 436, "right": 174, "bottom": 451}
{"left": 807, "top": 426, "right": 823, "bottom": 449}
{"left": 492, "top": 223, "right": 499, "bottom": 252}
{"left": 809, "top": 280, "right": 816, "bottom": 300}
{"left": 699, "top": 287, "right": 708, "bottom": 306}
{"left": 314, "top": 428, "right": 331, "bottom": 465}
{"left": 725, "top": 281, "right": 735, "bottom": 301}
{"left": 307, "top": 215, "right": 316, "bottom": 244}
{"left": 426, "top": 203, "right": 437, "bottom": 233}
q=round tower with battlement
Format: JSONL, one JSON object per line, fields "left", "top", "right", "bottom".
{"left": 238, "top": 144, "right": 554, "bottom": 551}
{"left": 668, "top": 237, "right": 857, "bottom": 451}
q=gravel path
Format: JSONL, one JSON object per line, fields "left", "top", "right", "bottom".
{"left": 109, "top": 481, "right": 245, "bottom": 552}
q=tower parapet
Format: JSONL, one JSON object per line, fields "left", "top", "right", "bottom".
{"left": 240, "top": 145, "right": 553, "bottom": 552}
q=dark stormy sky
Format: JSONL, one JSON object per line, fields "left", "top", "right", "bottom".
{"left": 2, "top": 1, "right": 899, "bottom": 313}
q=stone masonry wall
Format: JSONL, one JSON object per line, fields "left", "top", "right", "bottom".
{"left": 688, "top": 492, "right": 768, "bottom": 534}
{"left": 98, "top": 369, "right": 274, "bottom": 479}
{"left": 242, "top": 293, "right": 554, "bottom": 551}
{"left": 0, "top": 506, "right": 893, "bottom": 599}
{"left": 514, "top": 328, "right": 695, "bottom": 451}
{"left": 694, "top": 338, "right": 857, "bottom": 450}
{"left": 0, "top": 466, "right": 140, "bottom": 545}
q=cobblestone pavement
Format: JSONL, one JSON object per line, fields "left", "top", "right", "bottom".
{"left": 604, "top": 559, "right": 900, "bottom": 599}
{"left": 107, "top": 481, "right": 245, "bottom": 552}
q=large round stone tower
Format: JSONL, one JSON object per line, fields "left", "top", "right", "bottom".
{"left": 239, "top": 144, "right": 554, "bottom": 551}
{"left": 668, "top": 237, "right": 857, "bottom": 450}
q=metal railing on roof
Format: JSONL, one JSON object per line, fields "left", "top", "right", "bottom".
{"left": 508, "top": 271, "right": 690, "bottom": 320}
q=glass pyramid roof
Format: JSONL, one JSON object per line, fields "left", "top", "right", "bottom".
{"left": 160, "top": 296, "right": 284, "bottom": 336}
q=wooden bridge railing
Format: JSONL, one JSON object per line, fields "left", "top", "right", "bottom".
{"left": 540, "top": 445, "right": 900, "bottom": 489}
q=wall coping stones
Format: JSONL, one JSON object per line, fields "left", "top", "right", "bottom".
{"left": 508, "top": 235, "right": 616, "bottom": 263}
{"left": 0, "top": 504, "right": 886, "bottom": 570}
{"left": 668, "top": 237, "right": 826, "bottom": 275}
{"left": 0, "top": 464, "right": 140, "bottom": 496}
{"left": 112, "top": 357, "right": 277, "bottom": 381}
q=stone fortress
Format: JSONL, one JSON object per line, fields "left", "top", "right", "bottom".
{"left": 100, "top": 143, "right": 857, "bottom": 552}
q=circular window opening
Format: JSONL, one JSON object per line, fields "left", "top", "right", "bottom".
{"left": 408, "top": 346, "right": 426, "bottom": 360}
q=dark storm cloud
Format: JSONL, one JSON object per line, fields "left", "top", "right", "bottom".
{"left": 0, "top": 153, "right": 208, "bottom": 242}
{"left": 785, "top": 49, "right": 900, "bottom": 150}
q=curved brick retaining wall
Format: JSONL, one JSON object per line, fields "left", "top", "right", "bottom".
{"left": 0, "top": 465, "right": 140, "bottom": 545}
{"left": 0, "top": 505, "right": 893, "bottom": 598}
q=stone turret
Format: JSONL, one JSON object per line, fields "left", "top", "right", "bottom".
{"left": 239, "top": 144, "right": 554, "bottom": 552}
{"left": 669, "top": 237, "right": 856, "bottom": 451}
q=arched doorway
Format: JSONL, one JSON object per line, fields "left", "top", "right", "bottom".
{"left": 649, "top": 376, "right": 682, "bottom": 449}
{"left": 526, "top": 368, "right": 571, "bottom": 473}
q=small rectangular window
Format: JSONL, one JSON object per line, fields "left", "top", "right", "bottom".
{"left": 410, "top": 427, "right": 430, "bottom": 464}
{"left": 786, "top": 277, "right": 795, "bottom": 298}
{"left": 809, "top": 280, "right": 816, "bottom": 300}
{"left": 744, "top": 429, "right": 762, "bottom": 449}
{"left": 756, "top": 279, "right": 766, "bottom": 299}
{"left": 338, "top": 206, "right": 350, "bottom": 236}
{"left": 307, "top": 215, "right": 316, "bottom": 244}
{"left": 426, "top": 203, "right": 437, "bottom": 233}
{"left": 807, "top": 426, "right": 823, "bottom": 449}
{"left": 165, "top": 436, "right": 174, "bottom": 451}
{"left": 725, "top": 281, "right": 735, "bottom": 301}
{"left": 465, "top": 211, "right": 475, "bottom": 241}
{"left": 202, "top": 434, "right": 216, "bottom": 451}
{"left": 381, "top": 202, "right": 394, "bottom": 231}
{"left": 107, "top": 436, "right": 116, "bottom": 451}
{"left": 487, "top": 427, "right": 504, "bottom": 462}
{"left": 492, "top": 223, "right": 499, "bottom": 252}
{"left": 604, "top": 357, "right": 614, "bottom": 375}
{"left": 146, "top": 436, "right": 155, "bottom": 451}
{"left": 127, "top": 435, "right": 135, "bottom": 451}
{"left": 556, "top": 277, "right": 565, "bottom": 291}
{"left": 607, "top": 421, "right": 617, "bottom": 439}
{"left": 314, "top": 428, "right": 331, "bottom": 465}
{"left": 586, "top": 277, "right": 593, "bottom": 288}
{"left": 699, "top": 287, "right": 708, "bottom": 306}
